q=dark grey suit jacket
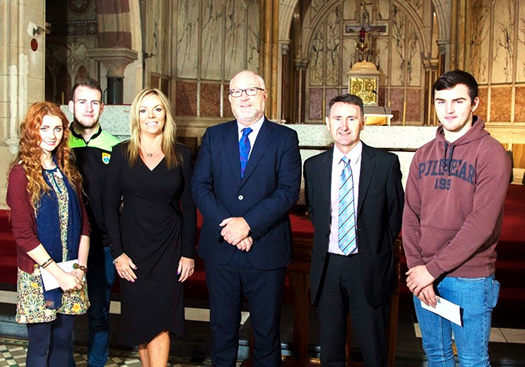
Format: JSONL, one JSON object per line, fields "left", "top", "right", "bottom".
{"left": 304, "top": 143, "right": 404, "bottom": 307}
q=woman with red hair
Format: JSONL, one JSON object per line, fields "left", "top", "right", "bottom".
{"left": 6, "top": 102, "right": 90, "bottom": 366}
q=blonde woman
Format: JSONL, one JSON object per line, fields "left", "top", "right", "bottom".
{"left": 6, "top": 102, "right": 90, "bottom": 366}
{"left": 105, "top": 88, "right": 196, "bottom": 366}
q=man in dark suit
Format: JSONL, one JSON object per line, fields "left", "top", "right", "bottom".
{"left": 304, "top": 94, "right": 404, "bottom": 366}
{"left": 192, "top": 70, "right": 301, "bottom": 367}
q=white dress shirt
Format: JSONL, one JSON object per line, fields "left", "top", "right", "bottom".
{"left": 328, "top": 142, "right": 363, "bottom": 255}
{"left": 237, "top": 115, "right": 265, "bottom": 158}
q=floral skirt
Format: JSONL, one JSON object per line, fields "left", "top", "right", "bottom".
{"left": 16, "top": 267, "right": 89, "bottom": 324}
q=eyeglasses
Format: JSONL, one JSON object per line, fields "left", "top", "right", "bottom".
{"left": 229, "top": 87, "right": 265, "bottom": 98}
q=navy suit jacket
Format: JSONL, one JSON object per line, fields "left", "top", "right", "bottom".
{"left": 304, "top": 143, "right": 404, "bottom": 308}
{"left": 192, "top": 118, "right": 302, "bottom": 270}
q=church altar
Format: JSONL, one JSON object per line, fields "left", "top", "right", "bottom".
{"left": 61, "top": 105, "right": 435, "bottom": 192}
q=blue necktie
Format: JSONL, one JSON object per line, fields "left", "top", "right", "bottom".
{"left": 338, "top": 157, "right": 357, "bottom": 255}
{"left": 239, "top": 127, "right": 253, "bottom": 178}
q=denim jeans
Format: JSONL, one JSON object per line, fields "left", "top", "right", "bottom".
{"left": 86, "top": 245, "right": 117, "bottom": 367}
{"left": 414, "top": 276, "right": 499, "bottom": 367}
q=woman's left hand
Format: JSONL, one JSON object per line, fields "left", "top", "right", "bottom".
{"left": 71, "top": 268, "right": 85, "bottom": 284}
{"left": 177, "top": 257, "right": 195, "bottom": 282}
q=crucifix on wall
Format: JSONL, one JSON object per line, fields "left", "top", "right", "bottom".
{"left": 345, "top": 2, "right": 386, "bottom": 63}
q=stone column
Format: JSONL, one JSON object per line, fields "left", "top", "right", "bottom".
{"left": 436, "top": 39, "right": 448, "bottom": 74}
{"left": 449, "top": 0, "right": 456, "bottom": 69}
{"left": 260, "top": 0, "right": 279, "bottom": 121}
{"left": 261, "top": 0, "right": 272, "bottom": 113}
{"left": 294, "top": 60, "right": 308, "bottom": 123}
{"left": 453, "top": 0, "right": 467, "bottom": 70}
{"left": 3, "top": 1, "right": 46, "bottom": 154}
{"left": 86, "top": 48, "right": 138, "bottom": 104}
{"left": 422, "top": 58, "right": 440, "bottom": 126}
{"left": 279, "top": 41, "right": 291, "bottom": 123}
{"left": 270, "top": 0, "right": 279, "bottom": 121}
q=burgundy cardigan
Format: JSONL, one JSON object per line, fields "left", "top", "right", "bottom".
{"left": 6, "top": 164, "right": 90, "bottom": 274}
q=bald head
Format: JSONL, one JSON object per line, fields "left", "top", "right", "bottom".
{"left": 228, "top": 70, "right": 267, "bottom": 126}
{"left": 230, "top": 70, "right": 266, "bottom": 90}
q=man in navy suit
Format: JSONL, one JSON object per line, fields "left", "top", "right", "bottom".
{"left": 304, "top": 94, "right": 404, "bottom": 366}
{"left": 192, "top": 70, "right": 301, "bottom": 367}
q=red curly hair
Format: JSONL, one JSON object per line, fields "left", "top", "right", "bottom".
{"left": 9, "top": 102, "right": 82, "bottom": 210}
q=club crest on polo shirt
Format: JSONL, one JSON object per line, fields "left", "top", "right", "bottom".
{"left": 102, "top": 152, "right": 111, "bottom": 165}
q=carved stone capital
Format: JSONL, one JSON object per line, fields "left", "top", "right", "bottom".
{"left": 86, "top": 48, "right": 138, "bottom": 77}
{"left": 294, "top": 59, "right": 309, "bottom": 70}
{"left": 4, "top": 137, "right": 20, "bottom": 155}
{"left": 281, "top": 42, "right": 290, "bottom": 55}
{"left": 436, "top": 39, "right": 449, "bottom": 56}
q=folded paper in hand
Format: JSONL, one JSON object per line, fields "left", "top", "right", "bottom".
{"left": 421, "top": 296, "right": 462, "bottom": 326}
{"left": 40, "top": 259, "right": 78, "bottom": 291}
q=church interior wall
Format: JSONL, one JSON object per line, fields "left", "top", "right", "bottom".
{"left": 1, "top": 0, "right": 525, "bottom": 207}
{"left": 298, "top": 0, "right": 432, "bottom": 125}
{"left": 172, "top": 0, "right": 260, "bottom": 121}
{"left": 466, "top": 0, "right": 525, "bottom": 126}
{"left": 0, "top": 0, "right": 47, "bottom": 205}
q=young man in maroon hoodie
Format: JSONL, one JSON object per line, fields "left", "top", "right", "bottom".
{"left": 402, "top": 70, "right": 511, "bottom": 366}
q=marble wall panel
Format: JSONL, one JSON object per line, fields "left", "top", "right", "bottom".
{"left": 490, "top": 87, "right": 512, "bottom": 122}
{"left": 200, "top": 82, "right": 221, "bottom": 117}
{"left": 342, "top": 38, "right": 355, "bottom": 85}
{"left": 176, "top": 1, "right": 199, "bottom": 78}
{"left": 389, "top": 88, "right": 404, "bottom": 123}
{"left": 151, "top": 74, "right": 160, "bottom": 89}
{"left": 175, "top": 80, "right": 198, "bottom": 116}
{"left": 225, "top": 0, "right": 247, "bottom": 78}
{"left": 325, "top": 7, "right": 341, "bottom": 86}
{"left": 405, "top": 89, "right": 420, "bottom": 122}
{"left": 143, "top": 0, "right": 170, "bottom": 77}
{"left": 343, "top": 0, "right": 358, "bottom": 20}
{"left": 201, "top": 0, "right": 224, "bottom": 80}
{"left": 377, "top": 0, "right": 390, "bottom": 21}
{"left": 492, "top": 0, "right": 515, "bottom": 83}
{"left": 310, "top": 26, "right": 325, "bottom": 86}
{"left": 390, "top": 5, "right": 406, "bottom": 86}
{"left": 469, "top": 0, "right": 490, "bottom": 84}
{"left": 309, "top": 88, "right": 323, "bottom": 120}
{"left": 477, "top": 88, "right": 489, "bottom": 122}
{"left": 160, "top": 1, "right": 171, "bottom": 76}
{"left": 407, "top": 24, "right": 421, "bottom": 87}
{"left": 326, "top": 88, "right": 341, "bottom": 109}
{"left": 223, "top": 82, "right": 235, "bottom": 119}
{"left": 514, "top": 87, "right": 525, "bottom": 122}
{"left": 376, "top": 38, "right": 389, "bottom": 85}
{"left": 246, "top": 0, "right": 260, "bottom": 73}
{"left": 517, "top": 4, "right": 525, "bottom": 82}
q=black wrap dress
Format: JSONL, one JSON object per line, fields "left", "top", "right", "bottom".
{"left": 105, "top": 142, "right": 196, "bottom": 346}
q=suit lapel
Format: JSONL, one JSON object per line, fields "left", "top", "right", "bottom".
{"left": 357, "top": 143, "right": 376, "bottom": 217}
{"left": 225, "top": 122, "right": 242, "bottom": 186}
{"left": 318, "top": 148, "right": 333, "bottom": 215}
{"left": 240, "top": 119, "right": 273, "bottom": 187}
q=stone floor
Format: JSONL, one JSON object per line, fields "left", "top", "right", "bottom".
{"left": 0, "top": 338, "right": 212, "bottom": 366}
{"left": 1, "top": 286, "right": 525, "bottom": 366}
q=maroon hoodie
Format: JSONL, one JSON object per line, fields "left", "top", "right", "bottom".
{"left": 402, "top": 116, "right": 512, "bottom": 279}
